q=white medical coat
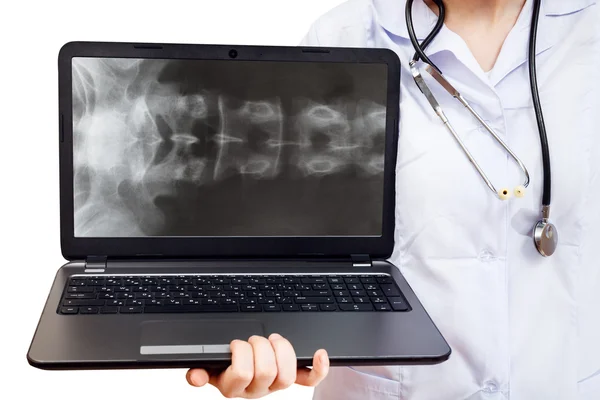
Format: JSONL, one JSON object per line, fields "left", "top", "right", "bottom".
{"left": 300, "top": 0, "right": 600, "bottom": 399}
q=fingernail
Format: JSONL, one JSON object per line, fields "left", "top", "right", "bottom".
{"left": 270, "top": 333, "right": 282, "bottom": 340}
{"left": 320, "top": 352, "right": 328, "bottom": 365}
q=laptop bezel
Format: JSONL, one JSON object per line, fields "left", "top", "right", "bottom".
{"left": 58, "top": 41, "right": 400, "bottom": 260}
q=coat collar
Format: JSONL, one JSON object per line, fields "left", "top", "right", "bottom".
{"left": 373, "top": 0, "right": 597, "bottom": 41}
{"left": 371, "top": 0, "right": 596, "bottom": 81}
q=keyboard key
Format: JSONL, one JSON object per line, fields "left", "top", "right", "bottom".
{"left": 344, "top": 277, "right": 360, "bottom": 284}
{"left": 333, "top": 290, "right": 350, "bottom": 297}
{"left": 327, "top": 277, "right": 343, "bottom": 284}
{"left": 80, "top": 306, "right": 99, "bottom": 314}
{"left": 240, "top": 305, "right": 261, "bottom": 312}
{"left": 301, "top": 305, "right": 319, "bottom": 311}
{"left": 388, "top": 298, "right": 409, "bottom": 311}
{"left": 371, "top": 297, "right": 387, "bottom": 303}
{"left": 120, "top": 306, "right": 143, "bottom": 313}
{"left": 367, "top": 290, "right": 384, "bottom": 297}
{"left": 376, "top": 276, "right": 394, "bottom": 284}
{"left": 360, "top": 277, "right": 376, "bottom": 284}
{"left": 263, "top": 304, "right": 281, "bottom": 312}
{"left": 301, "top": 290, "right": 332, "bottom": 297}
{"left": 335, "top": 297, "right": 353, "bottom": 303}
{"left": 331, "top": 284, "right": 346, "bottom": 290}
{"left": 347, "top": 284, "right": 363, "bottom": 291}
{"left": 350, "top": 290, "right": 366, "bottom": 297}
{"left": 145, "top": 299, "right": 164, "bottom": 306}
{"left": 67, "top": 286, "right": 93, "bottom": 293}
{"left": 374, "top": 303, "right": 391, "bottom": 311}
{"left": 380, "top": 284, "right": 401, "bottom": 297}
{"left": 282, "top": 304, "right": 300, "bottom": 311}
{"left": 320, "top": 304, "right": 337, "bottom": 311}
{"left": 62, "top": 300, "right": 104, "bottom": 307}
{"left": 145, "top": 305, "right": 238, "bottom": 313}
{"left": 276, "top": 297, "right": 293, "bottom": 304}
{"left": 295, "top": 297, "right": 334, "bottom": 304}
{"left": 60, "top": 306, "right": 78, "bottom": 314}
{"left": 301, "top": 278, "right": 326, "bottom": 284}
{"left": 353, "top": 297, "right": 371, "bottom": 304}
{"left": 339, "top": 303, "right": 373, "bottom": 311}
{"left": 364, "top": 284, "right": 379, "bottom": 291}
{"left": 65, "top": 293, "right": 95, "bottom": 299}
{"left": 100, "top": 306, "right": 118, "bottom": 314}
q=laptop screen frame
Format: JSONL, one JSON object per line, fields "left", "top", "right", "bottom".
{"left": 59, "top": 41, "right": 400, "bottom": 260}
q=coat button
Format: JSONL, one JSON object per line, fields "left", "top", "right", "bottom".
{"left": 483, "top": 381, "right": 499, "bottom": 393}
{"left": 478, "top": 249, "right": 496, "bottom": 262}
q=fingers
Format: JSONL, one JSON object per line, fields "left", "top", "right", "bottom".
{"left": 186, "top": 368, "right": 210, "bottom": 387}
{"left": 268, "top": 333, "right": 298, "bottom": 391}
{"left": 296, "top": 349, "right": 330, "bottom": 387}
{"left": 186, "top": 335, "right": 323, "bottom": 398}
{"left": 214, "top": 339, "right": 255, "bottom": 398}
{"left": 244, "top": 335, "right": 279, "bottom": 396}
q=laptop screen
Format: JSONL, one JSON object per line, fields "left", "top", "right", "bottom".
{"left": 72, "top": 57, "right": 388, "bottom": 238}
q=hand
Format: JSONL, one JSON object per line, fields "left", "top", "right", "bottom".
{"left": 186, "top": 334, "right": 329, "bottom": 399}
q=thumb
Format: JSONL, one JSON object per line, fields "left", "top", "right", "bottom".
{"left": 296, "top": 349, "right": 330, "bottom": 387}
{"left": 186, "top": 368, "right": 211, "bottom": 387}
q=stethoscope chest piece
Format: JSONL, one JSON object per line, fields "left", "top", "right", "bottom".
{"left": 533, "top": 219, "right": 558, "bottom": 257}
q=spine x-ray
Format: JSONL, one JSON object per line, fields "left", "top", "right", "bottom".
{"left": 72, "top": 57, "right": 388, "bottom": 237}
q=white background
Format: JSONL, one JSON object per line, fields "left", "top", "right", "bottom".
{"left": 1, "top": 1, "right": 344, "bottom": 398}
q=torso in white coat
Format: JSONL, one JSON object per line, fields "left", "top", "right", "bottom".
{"left": 301, "top": 0, "right": 600, "bottom": 399}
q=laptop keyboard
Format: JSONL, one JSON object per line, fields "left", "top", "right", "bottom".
{"left": 58, "top": 274, "right": 410, "bottom": 315}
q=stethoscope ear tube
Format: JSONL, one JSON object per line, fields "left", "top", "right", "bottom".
{"left": 529, "top": 0, "right": 552, "bottom": 208}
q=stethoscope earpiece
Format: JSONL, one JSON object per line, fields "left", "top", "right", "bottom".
{"left": 498, "top": 188, "right": 511, "bottom": 201}
{"left": 514, "top": 185, "right": 526, "bottom": 198}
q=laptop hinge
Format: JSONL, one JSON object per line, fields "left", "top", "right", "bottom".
{"left": 350, "top": 254, "right": 372, "bottom": 267}
{"left": 85, "top": 256, "right": 107, "bottom": 273}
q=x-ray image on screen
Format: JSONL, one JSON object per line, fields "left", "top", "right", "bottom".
{"left": 72, "top": 57, "right": 388, "bottom": 237}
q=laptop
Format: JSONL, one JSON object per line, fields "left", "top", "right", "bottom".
{"left": 27, "top": 41, "right": 451, "bottom": 370}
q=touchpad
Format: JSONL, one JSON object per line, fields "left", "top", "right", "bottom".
{"left": 140, "top": 320, "right": 265, "bottom": 355}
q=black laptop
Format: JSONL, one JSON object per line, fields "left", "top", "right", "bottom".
{"left": 27, "top": 41, "right": 450, "bottom": 369}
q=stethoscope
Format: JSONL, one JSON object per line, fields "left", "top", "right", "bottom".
{"left": 406, "top": 0, "right": 558, "bottom": 257}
